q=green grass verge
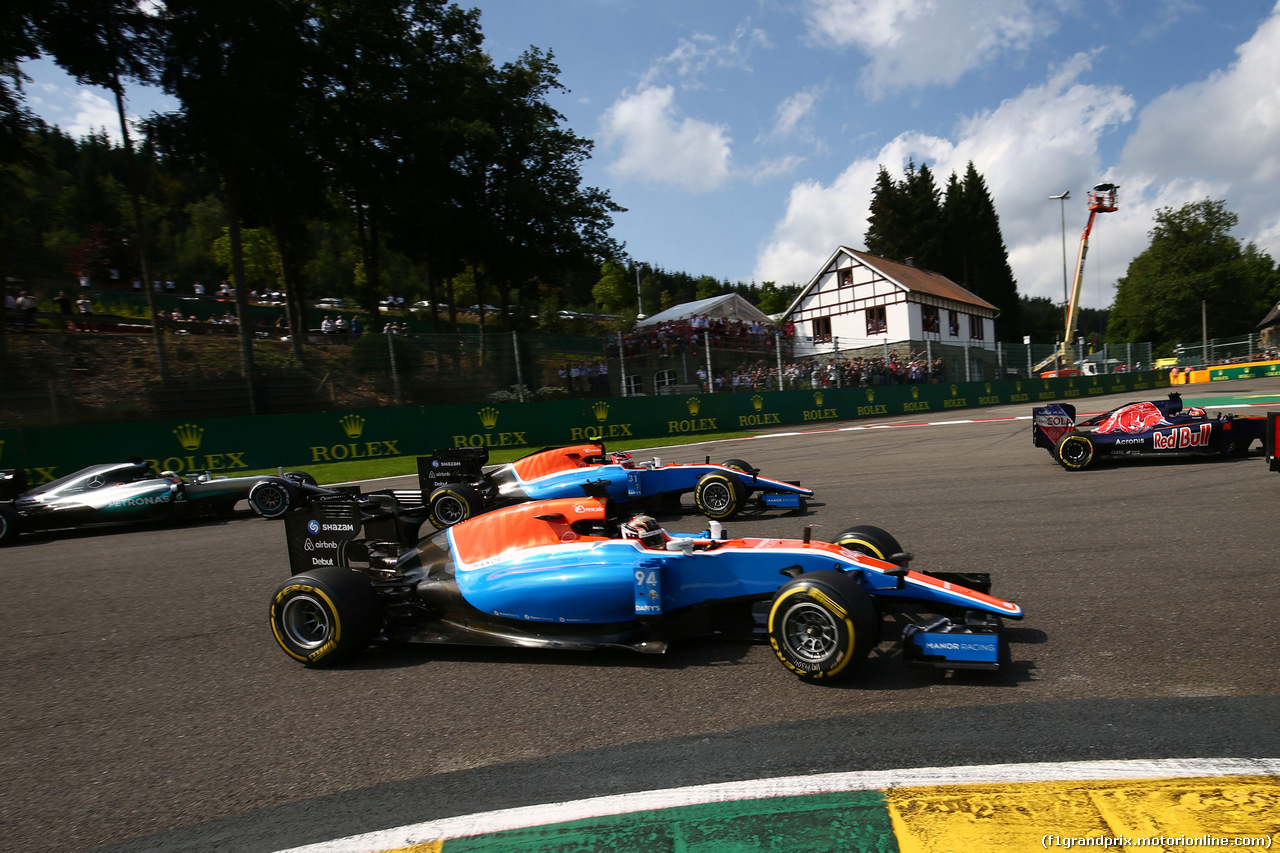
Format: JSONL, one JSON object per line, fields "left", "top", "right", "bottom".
{"left": 239, "top": 431, "right": 756, "bottom": 485}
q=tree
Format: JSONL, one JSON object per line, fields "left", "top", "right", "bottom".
{"left": 938, "top": 163, "right": 1021, "bottom": 339}
{"left": 592, "top": 259, "right": 628, "bottom": 314}
{"left": 1108, "top": 199, "right": 1264, "bottom": 352}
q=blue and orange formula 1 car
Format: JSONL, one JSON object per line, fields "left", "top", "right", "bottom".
{"left": 0, "top": 458, "right": 327, "bottom": 545}
{"left": 268, "top": 494, "right": 1022, "bottom": 683}
{"left": 417, "top": 444, "right": 813, "bottom": 529}
{"left": 1032, "top": 392, "right": 1270, "bottom": 471}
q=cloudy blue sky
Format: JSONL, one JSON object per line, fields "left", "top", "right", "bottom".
{"left": 19, "top": 0, "right": 1280, "bottom": 309}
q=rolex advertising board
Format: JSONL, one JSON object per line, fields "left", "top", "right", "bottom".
{"left": 0, "top": 371, "right": 1170, "bottom": 480}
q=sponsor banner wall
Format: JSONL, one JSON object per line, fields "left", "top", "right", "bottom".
{"left": 0, "top": 372, "right": 1169, "bottom": 484}
{"left": 1208, "top": 361, "right": 1280, "bottom": 382}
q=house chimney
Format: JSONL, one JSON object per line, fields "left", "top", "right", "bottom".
{"left": 905, "top": 257, "right": 917, "bottom": 267}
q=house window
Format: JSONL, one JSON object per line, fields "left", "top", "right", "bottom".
{"left": 622, "top": 373, "right": 642, "bottom": 396}
{"left": 653, "top": 369, "right": 678, "bottom": 394}
{"left": 948, "top": 311, "right": 960, "bottom": 337}
{"left": 866, "top": 305, "right": 887, "bottom": 335}
{"left": 922, "top": 305, "right": 940, "bottom": 334}
{"left": 811, "top": 316, "right": 832, "bottom": 343}
{"left": 839, "top": 268, "right": 853, "bottom": 286}
{"left": 969, "top": 314, "right": 984, "bottom": 340}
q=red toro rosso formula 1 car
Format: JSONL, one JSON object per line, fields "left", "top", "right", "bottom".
{"left": 1032, "top": 392, "right": 1270, "bottom": 470}
{"left": 417, "top": 444, "right": 813, "bottom": 528}
{"left": 269, "top": 493, "right": 1022, "bottom": 683}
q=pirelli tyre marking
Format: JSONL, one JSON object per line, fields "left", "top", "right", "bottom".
{"left": 271, "top": 583, "right": 344, "bottom": 664}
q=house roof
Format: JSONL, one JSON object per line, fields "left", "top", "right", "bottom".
{"left": 635, "top": 292, "right": 774, "bottom": 327}
{"left": 1258, "top": 300, "right": 1280, "bottom": 328}
{"left": 784, "top": 246, "right": 1000, "bottom": 317}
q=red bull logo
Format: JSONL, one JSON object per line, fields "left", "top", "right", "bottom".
{"left": 1095, "top": 402, "right": 1169, "bottom": 434}
{"left": 1153, "top": 423, "right": 1212, "bottom": 450}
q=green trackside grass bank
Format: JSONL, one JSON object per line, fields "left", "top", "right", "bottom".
{"left": 0, "top": 371, "right": 1171, "bottom": 486}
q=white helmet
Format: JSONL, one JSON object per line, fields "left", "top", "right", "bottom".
{"left": 620, "top": 514, "right": 664, "bottom": 547}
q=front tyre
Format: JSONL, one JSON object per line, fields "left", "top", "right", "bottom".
{"left": 833, "top": 525, "right": 905, "bottom": 565}
{"left": 694, "top": 472, "right": 747, "bottom": 520}
{"left": 269, "top": 567, "right": 381, "bottom": 666}
{"left": 1054, "top": 432, "right": 1095, "bottom": 471}
{"left": 721, "top": 458, "right": 755, "bottom": 473}
{"left": 768, "top": 570, "right": 879, "bottom": 683}
{"left": 283, "top": 470, "right": 319, "bottom": 488}
{"left": 248, "top": 480, "right": 295, "bottom": 518}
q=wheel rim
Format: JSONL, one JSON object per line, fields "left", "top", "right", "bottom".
{"left": 280, "top": 594, "right": 331, "bottom": 650}
{"left": 435, "top": 496, "right": 467, "bottom": 525}
{"left": 701, "top": 482, "right": 732, "bottom": 513}
{"left": 257, "top": 486, "right": 285, "bottom": 512}
{"left": 781, "top": 601, "right": 840, "bottom": 663}
{"left": 1063, "top": 439, "right": 1089, "bottom": 465}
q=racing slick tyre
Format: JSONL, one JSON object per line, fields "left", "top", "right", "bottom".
{"left": 1054, "top": 432, "right": 1096, "bottom": 471}
{"left": 0, "top": 504, "right": 21, "bottom": 545}
{"left": 270, "top": 567, "right": 381, "bottom": 666}
{"left": 833, "top": 525, "right": 906, "bottom": 566}
{"left": 768, "top": 570, "right": 879, "bottom": 683}
{"left": 248, "top": 480, "right": 296, "bottom": 519}
{"left": 721, "top": 458, "right": 755, "bottom": 473}
{"left": 694, "top": 472, "right": 747, "bottom": 520}
{"left": 429, "top": 484, "right": 483, "bottom": 529}
{"left": 283, "top": 470, "right": 319, "bottom": 488}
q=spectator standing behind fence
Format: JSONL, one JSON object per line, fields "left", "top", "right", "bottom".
{"left": 53, "top": 291, "right": 73, "bottom": 315}
{"left": 16, "top": 291, "right": 37, "bottom": 327}
{"left": 76, "top": 294, "right": 92, "bottom": 315}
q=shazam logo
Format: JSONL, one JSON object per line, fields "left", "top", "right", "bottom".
{"left": 307, "top": 520, "right": 320, "bottom": 534}
{"left": 751, "top": 395, "right": 764, "bottom": 411}
{"left": 339, "top": 414, "right": 365, "bottom": 438}
{"left": 592, "top": 401, "right": 610, "bottom": 422}
{"left": 173, "top": 423, "right": 204, "bottom": 450}
{"left": 686, "top": 397, "right": 700, "bottom": 415}
{"left": 478, "top": 406, "right": 500, "bottom": 429}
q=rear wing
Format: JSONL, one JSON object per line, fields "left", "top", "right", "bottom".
{"left": 1032, "top": 403, "right": 1076, "bottom": 449}
{"left": 417, "top": 447, "right": 488, "bottom": 492}
{"left": 283, "top": 489, "right": 429, "bottom": 575}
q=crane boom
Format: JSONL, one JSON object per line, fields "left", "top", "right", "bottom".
{"left": 1035, "top": 183, "right": 1119, "bottom": 376}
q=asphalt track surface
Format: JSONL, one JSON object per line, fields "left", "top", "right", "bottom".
{"left": 4, "top": 378, "right": 1280, "bottom": 852}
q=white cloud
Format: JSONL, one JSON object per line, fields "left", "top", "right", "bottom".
{"left": 600, "top": 86, "right": 734, "bottom": 192}
{"left": 1120, "top": 1, "right": 1280, "bottom": 257}
{"left": 761, "top": 86, "right": 825, "bottom": 144}
{"left": 638, "top": 21, "right": 770, "bottom": 90}
{"left": 755, "top": 53, "right": 1139, "bottom": 303}
{"left": 801, "top": 0, "right": 1055, "bottom": 96}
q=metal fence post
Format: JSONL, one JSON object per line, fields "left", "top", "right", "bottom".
{"left": 775, "top": 331, "right": 783, "bottom": 390}
{"left": 704, "top": 331, "right": 713, "bottom": 392}
{"left": 387, "top": 330, "right": 403, "bottom": 406}
{"left": 511, "top": 331, "right": 525, "bottom": 402}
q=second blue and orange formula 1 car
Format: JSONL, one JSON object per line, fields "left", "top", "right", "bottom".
{"left": 1033, "top": 392, "right": 1270, "bottom": 471}
{"left": 417, "top": 444, "right": 813, "bottom": 528}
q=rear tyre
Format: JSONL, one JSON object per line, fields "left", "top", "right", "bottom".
{"left": 429, "top": 484, "right": 483, "bottom": 529}
{"left": 833, "top": 525, "right": 905, "bottom": 565}
{"left": 269, "top": 567, "right": 381, "bottom": 666}
{"left": 248, "top": 480, "right": 295, "bottom": 518}
{"left": 0, "top": 504, "right": 21, "bottom": 545}
{"left": 694, "top": 472, "right": 747, "bottom": 520}
{"left": 1054, "top": 432, "right": 1095, "bottom": 470}
{"left": 768, "top": 570, "right": 879, "bottom": 683}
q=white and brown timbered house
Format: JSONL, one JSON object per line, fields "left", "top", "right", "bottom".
{"left": 784, "top": 247, "right": 999, "bottom": 353}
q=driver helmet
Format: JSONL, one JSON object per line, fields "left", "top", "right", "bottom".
{"left": 1186, "top": 406, "right": 1206, "bottom": 418}
{"left": 610, "top": 451, "right": 635, "bottom": 468}
{"left": 620, "top": 514, "right": 665, "bottom": 548}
